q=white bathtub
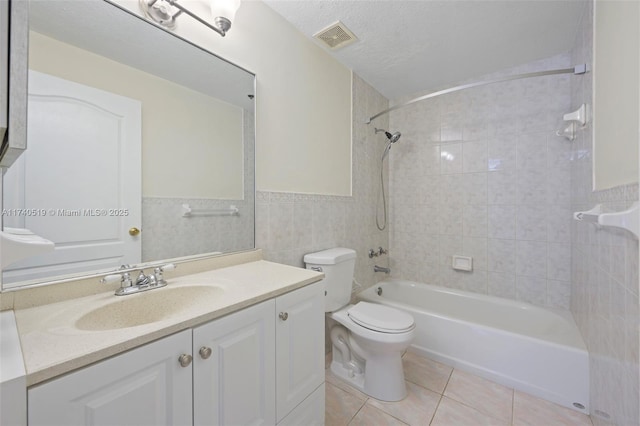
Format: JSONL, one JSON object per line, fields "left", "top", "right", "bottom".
{"left": 358, "top": 279, "right": 589, "bottom": 413}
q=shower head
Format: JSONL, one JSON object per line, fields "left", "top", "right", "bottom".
{"left": 375, "top": 128, "right": 401, "bottom": 143}
{"left": 387, "top": 131, "right": 401, "bottom": 143}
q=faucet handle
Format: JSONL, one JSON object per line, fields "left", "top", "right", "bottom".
{"left": 101, "top": 272, "right": 133, "bottom": 286}
{"left": 378, "top": 247, "right": 388, "bottom": 255}
{"left": 153, "top": 263, "right": 176, "bottom": 286}
{"left": 122, "top": 272, "right": 132, "bottom": 287}
{"left": 160, "top": 263, "right": 176, "bottom": 272}
{"left": 101, "top": 272, "right": 134, "bottom": 295}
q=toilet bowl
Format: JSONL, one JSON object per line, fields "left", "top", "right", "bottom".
{"left": 304, "top": 248, "right": 415, "bottom": 401}
{"left": 329, "top": 302, "right": 415, "bottom": 401}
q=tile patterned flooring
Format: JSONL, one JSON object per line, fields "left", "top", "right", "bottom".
{"left": 325, "top": 351, "right": 593, "bottom": 426}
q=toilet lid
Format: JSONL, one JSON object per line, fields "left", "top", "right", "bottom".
{"left": 347, "top": 302, "right": 414, "bottom": 333}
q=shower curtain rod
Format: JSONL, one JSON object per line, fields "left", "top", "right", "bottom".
{"left": 366, "top": 64, "right": 587, "bottom": 124}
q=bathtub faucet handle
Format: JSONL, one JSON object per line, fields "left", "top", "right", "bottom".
{"left": 378, "top": 247, "right": 388, "bottom": 256}
{"left": 368, "top": 249, "right": 378, "bottom": 258}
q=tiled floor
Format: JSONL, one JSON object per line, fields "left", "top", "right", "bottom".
{"left": 325, "top": 351, "right": 593, "bottom": 426}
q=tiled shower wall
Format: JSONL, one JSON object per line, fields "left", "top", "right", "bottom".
{"left": 569, "top": 2, "right": 640, "bottom": 425}
{"left": 255, "top": 74, "right": 390, "bottom": 292}
{"left": 388, "top": 54, "right": 574, "bottom": 309}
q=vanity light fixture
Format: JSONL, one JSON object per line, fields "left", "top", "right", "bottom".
{"left": 139, "top": 0, "right": 241, "bottom": 37}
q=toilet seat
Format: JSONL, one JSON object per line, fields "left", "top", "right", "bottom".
{"left": 347, "top": 302, "right": 415, "bottom": 334}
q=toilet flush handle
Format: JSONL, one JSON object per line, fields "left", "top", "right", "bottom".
{"left": 310, "top": 266, "right": 322, "bottom": 272}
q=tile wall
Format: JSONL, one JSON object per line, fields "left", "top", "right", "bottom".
{"left": 256, "top": 74, "right": 390, "bottom": 293}
{"left": 141, "top": 196, "right": 254, "bottom": 260}
{"left": 569, "top": 2, "right": 640, "bottom": 424}
{"left": 387, "top": 54, "right": 574, "bottom": 309}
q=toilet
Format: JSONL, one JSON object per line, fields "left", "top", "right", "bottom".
{"left": 304, "top": 248, "right": 415, "bottom": 401}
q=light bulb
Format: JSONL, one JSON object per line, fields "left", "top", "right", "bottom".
{"left": 210, "top": 0, "right": 241, "bottom": 21}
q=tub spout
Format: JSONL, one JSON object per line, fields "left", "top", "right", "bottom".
{"left": 374, "top": 265, "right": 390, "bottom": 274}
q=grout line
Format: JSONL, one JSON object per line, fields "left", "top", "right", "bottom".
{"left": 429, "top": 395, "right": 444, "bottom": 426}
{"left": 511, "top": 388, "right": 515, "bottom": 426}
{"left": 346, "top": 398, "right": 368, "bottom": 426}
{"left": 442, "top": 366, "right": 455, "bottom": 395}
{"left": 440, "top": 391, "right": 511, "bottom": 425}
{"left": 370, "top": 400, "right": 411, "bottom": 426}
{"left": 440, "top": 367, "right": 516, "bottom": 425}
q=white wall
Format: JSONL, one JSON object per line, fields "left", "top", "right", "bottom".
{"left": 114, "top": 0, "right": 353, "bottom": 196}
{"left": 592, "top": 0, "right": 639, "bottom": 190}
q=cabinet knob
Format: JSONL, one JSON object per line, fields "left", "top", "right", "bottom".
{"left": 279, "top": 312, "right": 289, "bottom": 321}
{"left": 199, "top": 346, "right": 212, "bottom": 360}
{"left": 178, "top": 353, "right": 193, "bottom": 367}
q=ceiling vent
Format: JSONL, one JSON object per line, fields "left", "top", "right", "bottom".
{"left": 313, "top": 21, "right": 358, "bottom": 50}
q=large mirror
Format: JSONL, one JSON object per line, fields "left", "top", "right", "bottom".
{"left": 1, "top": 0, "right": 255, "bottom": 289}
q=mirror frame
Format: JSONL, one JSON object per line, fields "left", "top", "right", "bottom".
{"left": 3, "top": 0, "right": 28, "bottom": 168}
{"left": 1, "top": 0, "right": 257, "bottom": 291}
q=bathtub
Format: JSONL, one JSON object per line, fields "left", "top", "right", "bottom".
{"left": 358, "top": 279, "right": 589, "bottom": 414}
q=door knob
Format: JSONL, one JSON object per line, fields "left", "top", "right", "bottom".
{"left": 178, "top": 354, "right": 192, "bottom": 367}
{"left": 199, "top": 346, "right": 212, "bottom": 359}
{"left": 129, "top": 227, "right": 141, "bottom": 236}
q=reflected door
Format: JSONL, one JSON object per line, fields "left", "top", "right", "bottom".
{"left": 3, "top": 70, "right": 141, "bottom": 284}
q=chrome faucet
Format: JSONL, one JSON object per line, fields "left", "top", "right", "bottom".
{"left": 101, "top": 263, "right": 176, "bottom": 296}
{"left": 368, "top": 247, "right": 388, "bottom": 258}
{"left": 374, "top": 265, "right": 391, "bottom": 274}
{"left": 135, "top": 270, "right": 152, "bottom": 286}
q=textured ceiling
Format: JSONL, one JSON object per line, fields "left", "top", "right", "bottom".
{"left": 262, "top": 0, "right": 587, "bottom": 100}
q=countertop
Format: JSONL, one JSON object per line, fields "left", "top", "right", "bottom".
{"left": 13, "top": 259, "right": 323, "bottom": 386}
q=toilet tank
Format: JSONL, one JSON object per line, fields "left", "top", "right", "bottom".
{"left": 304, "top": 248, "right": 356, "bottom": 312}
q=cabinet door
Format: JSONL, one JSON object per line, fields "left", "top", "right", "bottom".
{"left": 275, "top": 281, "right": 325, "bottom": 422}
{"left": 28, "top": 330, "right": 192, "bottom": 426}
{"left": 193, "top": 299, "right": 276, "bottom": 426}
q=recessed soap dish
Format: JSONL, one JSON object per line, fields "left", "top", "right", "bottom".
{"left": 452, "top": 255, "right": 473, "bottom": 271}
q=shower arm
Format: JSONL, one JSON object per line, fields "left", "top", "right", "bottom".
{"left": 366, "top": 64, "right": 587, "bottom": 124}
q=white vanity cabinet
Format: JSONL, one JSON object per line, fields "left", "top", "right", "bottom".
{"left": 26, "top": 281, "right": 325, "bottom": 426}
{"left": 28, "top": 329, "right": 193, "bottom": 426}
{"left": 192, "top": 281, "right": 325, "bottom": 426}
{"left": 193, "top": 299, "right": 276, "bottom": 425}
{"left": 275, "top": 281, "right": 325, "bottom": 424}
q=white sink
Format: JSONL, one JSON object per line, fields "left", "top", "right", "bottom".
{"left": 75, "top": 286, "right": 224, "bottom": 331}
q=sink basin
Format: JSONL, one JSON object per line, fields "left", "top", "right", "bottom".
{"left": 75, "top": 286, "right": 224, "bottom": 331}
